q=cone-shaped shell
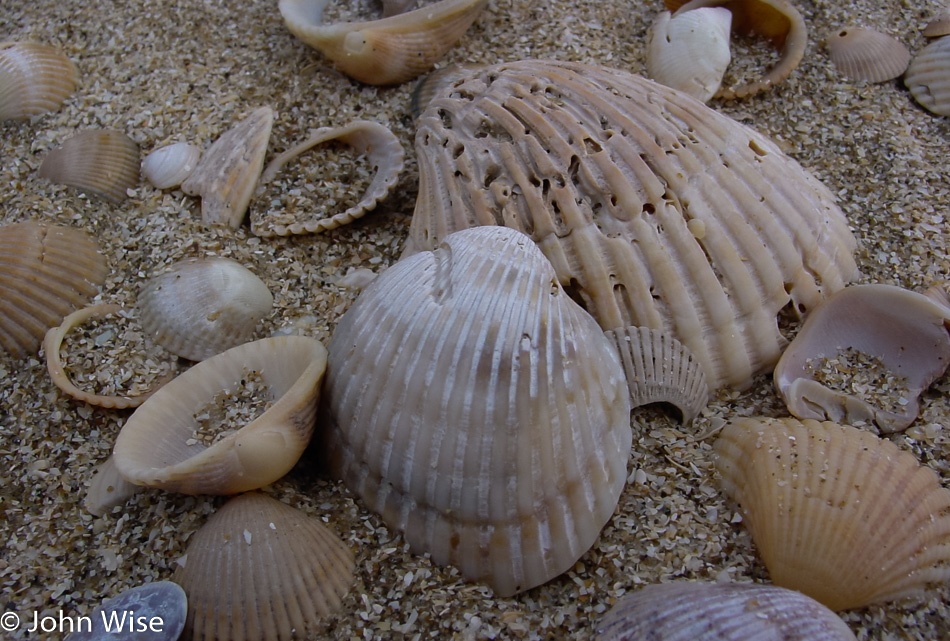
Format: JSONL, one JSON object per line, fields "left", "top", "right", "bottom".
{"left": 278, "top": 0, "right": 488, "bottom": 85}
{"left": 38, "top": 129, "right": 140, "bottom": 203}
{"left": 173, "top": 493, "right": 354, "bottom": 641}
{"left": 647, "top": 8, "right": 732, "bottom": 103}
{"left": 714, "top": 417, "right": 950, "bottom": 611}
{"left": 596, "top": 581, "right": 857, "bottom": 641}
{"left": 826, "top": 27, "right": 910, "bottom": 83}
{"left": 323, "top": 226, "right": 632, "bottom": 596}
{"left": 0, "top": 221, "right": 108, "bottom": 359}
{"left": 905, "top": 35, "right": 950, "bottom": 116}
{"left": 407, "top": 60, "right": 858, "bottom": 391}
{"left": 0, "top": 41, "right": 79, "bottom": 120}
{"left": 138, "top": 256, "right": 274, "bottom": 362}
{"left": 142, "top": 142, "right": 201, "bottom": 190}
{"left": 113, "top": 336, "right": 328, "bottom": 494}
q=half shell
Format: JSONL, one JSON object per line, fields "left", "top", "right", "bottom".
{"left": 0, "top": 41, "right": 79, "bottom": 120}
{"left": 714, "top": 416, "right": 950, "bottom": 611}
{"left": 923, "top": 9, "right": 950, "bottom": 38}
{"left": 113, "top": 335, "right": 328, "bottom": 495}
{"left": 408, "top": 60, "right": 858, "bottom": 390}
{"left": 38, "top": 129, "right": 140, "bottom": 203}
{"left": 142, "top": 142, "right": 202, "bottom": 190}
{"left": 323, "top": 225, "right": 632, "bottom": 596}
{"left": 0, "top": 221, "right": 108, "bottom": 359}
{"left": 826, "top": 27, "right": 910, "bottom": 83}
{"left": 646, "top": 8, "right": 732, "bottom": 103}
{"left": 905, "top": 35, "right": 950, "bottom": 116}
{"left": 173, "top": 492, "right": 354, "bottom": 641}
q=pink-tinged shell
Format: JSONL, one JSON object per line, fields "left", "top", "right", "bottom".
{"left": 38, "top": 129, "right": 140, "bottom": 203}
{"left": 0, "top": 41, "right": 78, "bottom": 120}
{"left": 826, "top": 27, "right": 910, "bottom": 83}
{"left": 905, "top": 35, "right": 950, "bottom": 116}
{"left": 714, "top": 416, "right": 950, "bottom": 611}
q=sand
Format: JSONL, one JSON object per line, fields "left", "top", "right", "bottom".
{"left": 2, "top": 0, "right": 950, "bottom": 638}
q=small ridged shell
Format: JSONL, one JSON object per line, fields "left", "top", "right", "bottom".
{"left": 0, "top": 221, "right": 108, "bottom": 359}
{"left": 172, "top": 493, "right": 354, "bottom": 641}
{"left": 113, "top": 336, "right": 328, "bottom": 494}
{"left": 408, "top": 60, "right": 858, "bottom": 391}
{"left": 0, "top": 41, "right": 79, "bottom": 120}
{"left": 68, "top": 582, "right": 187, "bottom": 641}
{"left": 647, "top": 8, "right": 732, "bottom": 103}
{"left": 905, "top": 35, "right": 950, "bottom": 116}
{"left": 142, "top": 142, "right": 202, "bottom": 189}
{"left": 253, "top": 120, "right": 405, "bottom": 236}
{"left": 826, "top": 27, "right": 910, "bottom": 83}
{"left": 38, "top": 129, "right": 140, "bottom": 203}
{"left": 714, "top": 416, "right": 950, "bottom": 611}
{"left": 323, "top": 226, "right": 632, "bottom": 596}
{"left": 181, "top": 106, "right": 274, "bottom": 228}
{"left": 596, "top": 582, "right": 857, "bottom": 641}
{"left": 138, "top": 257, "right": 274, "bottom": 362}
{"left": 923, "top": 10, "right": 950, "bottom": 38}
{"left": 278, "top": 0, "right": 489, "bottom": 85}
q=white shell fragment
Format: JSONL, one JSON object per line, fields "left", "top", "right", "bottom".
{"left": 647, "top": 8, "right": 732, "bottom": 102}
{"left": 0, "top": 40, "right": 79, "bottom": 120}
{"left": 38, "top": 129, "right": 140, "bottom": 203}
{"left": 323, "top": 226, "right": 632, "bottom": 596}
{"left": 774, "top": 284, "right": 950, "bottom": 433}
{"left": 905, "top": 35, "right": 950, "bottom": 116}
{"left": 253, "top": 120, "right": 405, "bottom": 236}
{"left": 826, "top": 27, "right": 910, "bottom": 83}
{"left": 65, "top": 581, "right": 187, "bottom": 641}
{"left": 142, "top": 142, "right": 201, "bottom": 189}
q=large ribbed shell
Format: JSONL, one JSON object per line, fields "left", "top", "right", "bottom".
{"left": 905, "top": 35, "right": 950, "bottom": 116}
{"left": 0, "top": 41, "right": 79, "bottom": 120}
{"left": 0, "top": 221, "right": 108, "bottom": 358}
{"left": 714, "top": 417, "right": 950, "bottom": 611}
{"left": 323, "top": 225, "right": 632, "bottom": 596}
{"left": 408, "top": 60, "right": 858, "bottom": 390}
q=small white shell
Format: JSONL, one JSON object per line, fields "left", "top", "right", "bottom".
{"left": 905, "top": 35, "right": 950, "bottom": 116}
{"left": 647, "top": 8, "right": 732, "bottom": 102}
{"left": 142, "top": 142, "right": 202, "bottom": 189}
{"left": 0, "top": 41, "right": 79, "bottom": 120}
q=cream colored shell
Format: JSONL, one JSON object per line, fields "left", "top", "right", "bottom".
{"left": 407, "top": 60, "right": 858, "bottom": 390}
{"left": 38, "top": 129, "right": 140, "bottom": 203}
{"left": 142, "top": 142, "right": 201, "bottom": 190}
{"left": 905, "top": 35, "right": 950, "bottom": 116}
{"left": 826, "top": 27, "right": 910, "bottom": 83}
{"left": 0, "top": 41, "right": 79, "bottom": 120}
{"left": 323, "top": 225, "right": 632, "bottom": 597}
{"left": 647, "top": 8, "right": 732, "bottom": 103}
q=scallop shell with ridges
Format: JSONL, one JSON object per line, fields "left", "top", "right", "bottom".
{"left": 142, "top": 142, "right": 201, "bottom": 190}
{"left": 905, "top": 35, "right": 950, "bottom": 116}
{"left": 407, "top": 60, "right": 858, "bottom": 391}
{"left": 38, "top": 129, "right": 140, "bottom": 203}
{"left": 322, "top": 225, "right": 632, "bottom": 597}
{"left": 596, "top": 581, "right": 857, "bottom": 641}
{"left": 173, "top": 492, "right": 354, "bottom": 641}
{"left": 113, "top": 335, "right": 327, "bottom": 495}
{"left": 0, "top": 41, "right": 79, "bottom": 120}
{"left": 826, "top": 27, "right": 910, "bottom": 83}
{"left": 0, "top": 221, "right": 108, "bottom": 359}
{"left": 647, "top": 8, "right": 732, "bottom": 103}
{"left": 714, "top": 416, "right": 950, "bottom": 611}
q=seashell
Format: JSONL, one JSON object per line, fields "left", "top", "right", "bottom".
{"left": 826, "top": 27, "right": 910, "bottom": 83}
{"left": 322, "top": 225, "right": 632, "bottom": 596}
{"left": 596, "top": 581, "right": 857, "bottom": 641}
{"left": 665, "top": 0, "right": 807, "bottom": 98}
{"left": 923, "top": 9, "right": 950, "bottom": 38}
{"left": 142, "top": 142, "right": 202, "bottom": 190}
{"left": 84, "top": 455, "right": 142, "bottom": 517}
{"left": 410, "top": 62, "right": 483, "bottom": 118}
{"left": 113, "top": 335, "right": 328, "bottom": 494}
{"left": 407, "top": 59, "right": 858, "bottom": 391}
{"left": 65, "top": 581, "right": 187, "bottom": 641}
{"left": 714, "top": 416, "right": 950, "bottom": 611}
{"left": 38, "top": 129, "right": 140, "bottom": 203}
{"left": 278, "top": 0, "right": 489, "bottom": 85}
{"left": 0, "top": 221, "right": 108, "bottom": 359}
{"left": 0, "top": 41, "right": 79, "bottom": 120}
{"left": 181, "top": 106, "right": 274, "bottom": 228}
{"left": 905, "top": 35, "right": 950, "bottom": 116}
{"left": 252, "top": 120, "right": 405, "bottom": 236}
{"left": 172, "top": 492, "right": 354, "bottom": 641}
{"left": 646, "top": 8, "right": 732, "bottom": 103}
{"left": 138, "top": 256, "right": 274, "bottom": 362}
{"left": 773, "top": 284, "right": 950, "bottom": 433}
{"left": 605, "top": 326, "right": 709, "bottom": 423}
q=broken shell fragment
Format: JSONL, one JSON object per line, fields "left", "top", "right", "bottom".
{"left": 826, "top": 27, "right": 910, "bottom": 83}
{"left": 38, "top": 129, "right": 140, "bottom": 203}
{"left": 0, "top": 41, "right": 79, "bottom": 120}
{"left": 181, "top": 106, "right": 274, "bottom": 228}
{"left": 278, "top": 0, "right": 489, "bottom": 85}
{"left": 905, "top": 35, "right": 950, "bottom": 116}
{"left": 66, "top": 581, "right": 187, "bottom": 641}
{"left": 172, "top": 492, "right": 354, "bottom": 641}
{"left": 253, "top": 120, "right": 405, "bottom": 236}
{"left": 113, "top": 335, "right": 328, "bottom": 495}
{"left": 774, "top": 284, "right": 950, "bottom": 433}
{"left": 84, "top": 455, "right": 143, "bottom": 517}
{"left": 142, "top": 142, "right": 201, "bottom": 189}
{"left": 646, "top": 8, "right": 732, "bottom": 103}
{"left": 714, "top": 416, "right": 950, "bottom": 611}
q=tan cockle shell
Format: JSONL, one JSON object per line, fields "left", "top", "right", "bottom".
{"left": 0, "top": 41, "right": 79, "bottom": 120}
{"left": 923, "top": 9, "right": 950, "bottom": 38}
{"left": 905, "top": 35, "right": 950, "bottom": 116}
{"left": 826, "top": 27, "right": 910, "bottom": 83}
{"left": 408, "top": 60, "right": 858, "bottom": 391}
{"left": 323, "top": 225, "right": 632, "bottom": 596}
{"left": 714, "top": 416, "right": 950, "bottom": 611}
{"left": 647, "top": 8, "right": 732, "bottom": 103}
{"left": 113, "top": 335, "right": 328, "bottom": 494}
{"left": 142, "top": 141, "right": 201, "bottom": 190}
{"left": 173, "top": 492, "right": 354, "bottom": 641}
{"left": 38, "top": 129, "right": 140, "bottom": 203}
{"left": 278, "top": 0, "right": 489, "bottom": 85}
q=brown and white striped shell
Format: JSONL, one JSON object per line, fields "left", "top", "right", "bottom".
{"left": 322, "top": 225, "right": 632, "bottom": 596}
{"left": 0, "top": 41, "right": 79, "bottom": 120}
{"left": 905, "top": 35, "right": 950, "bottom": 116}
{"left": 38, "top": 129, "right": 140, "bottom": 203}
{"left": 407, "top": 60, "right": 858, "bottom": 391}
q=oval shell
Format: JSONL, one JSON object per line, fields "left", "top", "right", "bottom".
{"left": 923, "top": 10, "right": 950, "bottom": 38}
{"left": 647, "top": 8, "right": 732, "bottom": 102}
{"left": 322, "top": 225, "right": 632, "bottom": 596}
{"left": 38, "top": 129, "right": 140, "bottom": 203}
{"left": 905, "top": 35, "right": 950, "bottom": 116}
{"left": 826, "top": 27, "right": 910, "bottom": 83}
{"left": 0, "top": 40, "right": 79, "bottom": 120}
{"left": 714, "top": 416, "right": 950, "bottom": 611}
{"left": 67, "top": 581, "right": 187, "bottom": 641}
{"left": 142, "top": 142, "right": 202, "bottom": 189}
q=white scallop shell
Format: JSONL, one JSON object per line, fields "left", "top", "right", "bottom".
{"left": 647, "top": 8, "right": 732, "bottom": 102}
{"left": 905, "top": 35, "right": 950, "bottom": 116}
{"left": 142, "top": 142, "right": 201, "bottom": 189}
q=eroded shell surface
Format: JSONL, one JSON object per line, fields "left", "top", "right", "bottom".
{"left": 826, "top": 27, "right": 910, "bottom": 83}
{"left": 323, "top": 226, "right": 632, "bottom": 596}
{"left": 113, "top": 335, "right": 328, "bottom": 494}
{"left": 408, "top": 60, "right": 858, "bottom": 391}
{"left": 38, "top": 129, "right": 140, "bottom": 203}
{"left": 0, "top": 221, "right": 108, "bottom": 359}
{"left": 0, "top": 41, "right": 79, "bottom": 120}
{"left": 142, "top": 142, "right": 201, "bottom": 189}
{"left": 714, "top": 416, "right": 950, "bottom": 611}
{"left": 172, "top": 493, "right": 354, "bottom": 641}
{"left": 138, "top": 256, "right": 274, "bottom": 362}
{"left": 647, "top": 8, "right": 732, "bottom": 103}
{"left": 905, "top": 35, "right": 950, "bottom": 116}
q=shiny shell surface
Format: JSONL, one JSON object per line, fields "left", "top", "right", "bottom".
{"left": 142, "top": 142, "right": 201, "bottom": 189}
{"left": 0, "top": 40, "right": 78, "bottom": 120}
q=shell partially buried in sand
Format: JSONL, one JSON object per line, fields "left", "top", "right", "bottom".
{"left": 0, "top": 40, "right": 79, "bottom": 120}
{"left": 38, "top": 129, "right": 140, "bottom": 203}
